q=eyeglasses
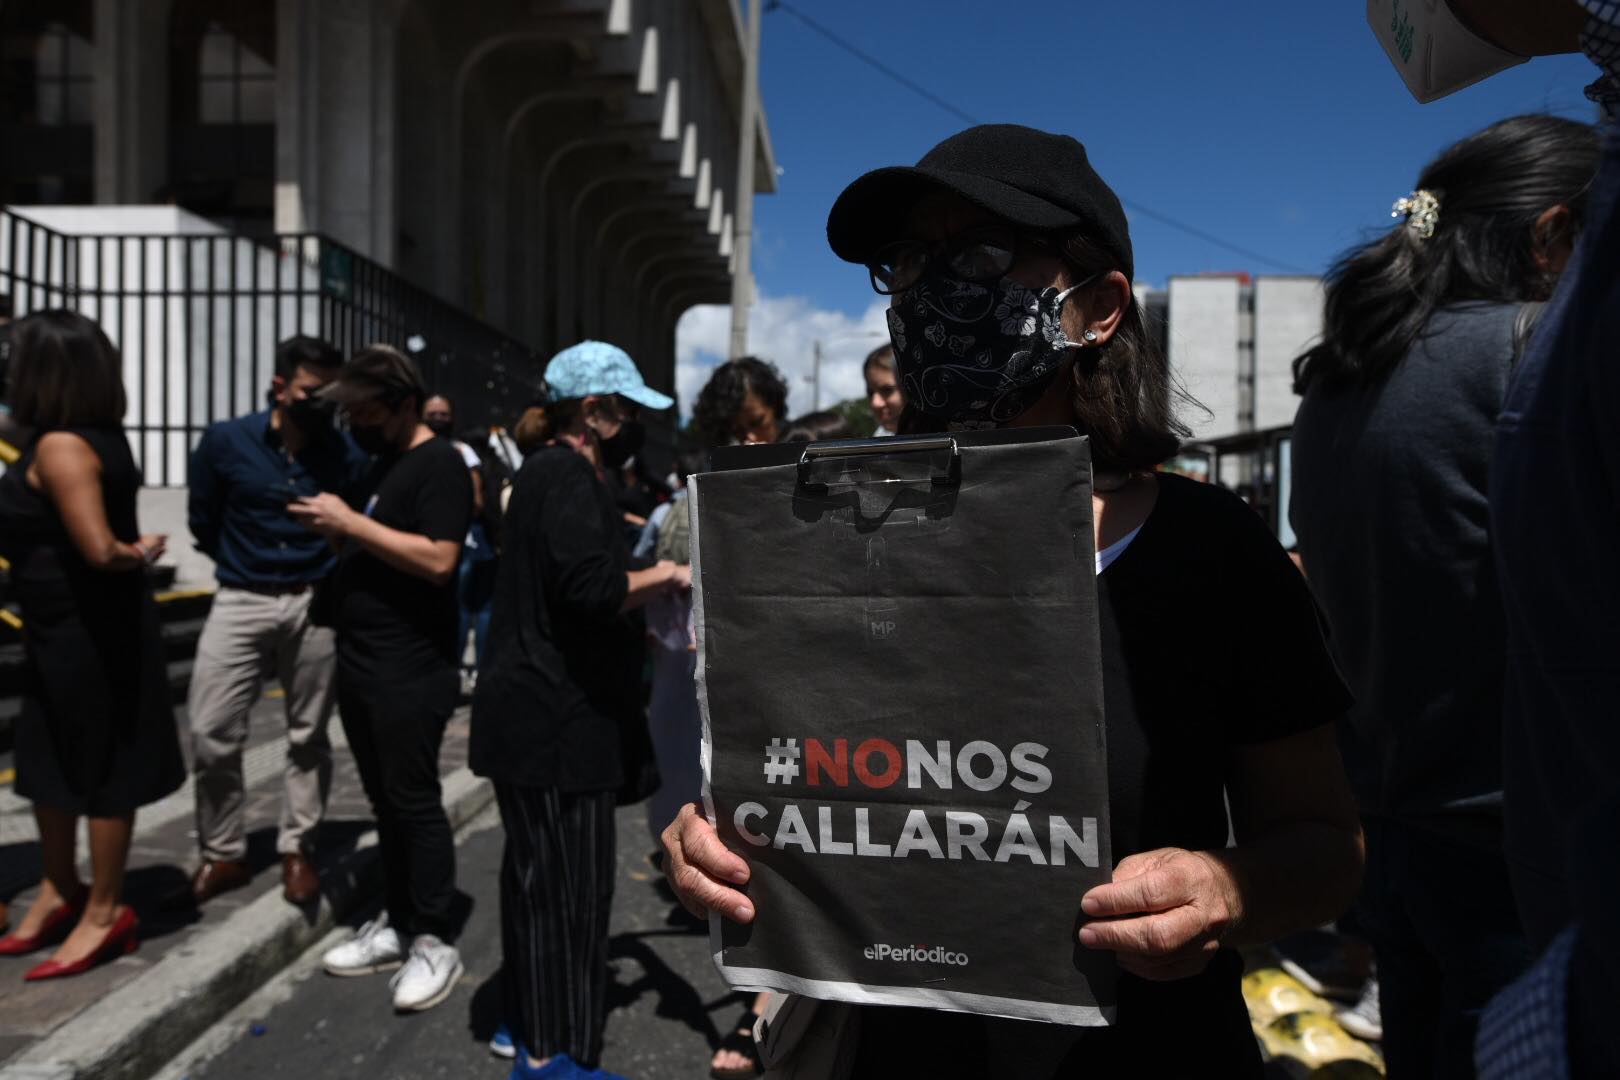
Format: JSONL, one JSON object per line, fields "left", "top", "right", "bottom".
{"left": 866, "top": 226, "right": 1057, "bottom": 295}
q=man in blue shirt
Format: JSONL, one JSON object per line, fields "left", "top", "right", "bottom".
{"left": 186, "top": 336, "right": 366, "bottom": 905}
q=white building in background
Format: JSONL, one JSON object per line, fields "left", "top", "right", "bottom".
{"left": 1134, "top": 273, "right": 1323, "bottom": 540}
{"left": 1140, "top": 273, "right": 1324, "bottom": 441}
{"left": 1253, "top": 277, "right": 1325, "bottom": 432}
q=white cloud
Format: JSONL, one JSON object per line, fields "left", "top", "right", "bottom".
{"left": 675, "top": 293, "right": 892, "bottom": 421}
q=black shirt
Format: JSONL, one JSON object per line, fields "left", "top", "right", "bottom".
{"left": 854, "top": 473, "right": 1351, "bottom": 1079}
{"left": 332, "top": 437, "right": 472, "bottom": 681}
{"left": 1291, "top": 302, "right": 1515, "bottom": 828}
{"left": 470, "top": 446, "right": 642, "bottom": 792}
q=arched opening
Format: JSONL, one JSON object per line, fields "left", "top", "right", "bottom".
{"left": 168, "top": 0, "right": 275, "bottom": 234}
{"left": 0, "top": 0, "right": 95, "bottom": 205}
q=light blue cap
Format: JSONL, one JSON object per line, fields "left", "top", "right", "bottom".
{"left": 544, "top": 340, "right": 674, "bottom": 410}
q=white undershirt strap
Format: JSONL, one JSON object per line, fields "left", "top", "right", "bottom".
{"left": 1095, "top": 524, "right": 1143, "bottom": 576}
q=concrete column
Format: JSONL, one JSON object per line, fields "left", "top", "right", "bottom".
{"left": 274, "top": 0, "right": 309, "bottom": 231}
{"left": 94, "top": 0, "right": 171, "bottom": 204}
{"left": 295, "top": 0, "right": 399, "bottom": 264}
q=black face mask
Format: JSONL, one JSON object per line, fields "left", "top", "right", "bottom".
{"left": 287, "top": 396, "right": 337, "bottom": 438}
{"left": 349, "top": 423, "right": 392, "bottom": 456}
{"left": 425, "top": 418, "right": 453, "bottom": 438}
{"left": 598, "top": 419, "right": 644, "bottom": 469}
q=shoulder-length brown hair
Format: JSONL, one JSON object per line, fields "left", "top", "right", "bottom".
{"left": 900, "top": 231, "right": 1192, "bottom": 471}
{"left": 6, "top": 310, "right": 126, "bottom": 429}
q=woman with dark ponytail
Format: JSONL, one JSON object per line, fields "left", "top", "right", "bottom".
{"left": 1294, "top": 114, "right": 1597, "bottom": 392}
{"left": 1290, "top": 114, "right": 1598, "bottom": 1078}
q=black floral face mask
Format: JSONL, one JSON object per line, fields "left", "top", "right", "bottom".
{"left": 886, "top": 271, "right": 1094, "bottom": 426}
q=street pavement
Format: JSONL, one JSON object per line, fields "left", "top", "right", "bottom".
{"left": 189, "top": 804, "right": 746, "bottom": 1080}
{"left": 1, "top": 691, "right": 1381, "bottom": 1080}
{"left": 0, "top": 688, "right": 471, "bottom": 1069}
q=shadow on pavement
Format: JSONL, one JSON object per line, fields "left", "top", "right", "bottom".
{"left": 126, "top": 863, "right": 202, "bottom": 941}
{"left": 0, "top": 841, "right": 40, "bottom": 900}
{"left": 468, "top": 968, "right": 503, "bottom": 1045}
{"left": 324, "top": 888, "right": 476, "bottom": 938}
{"left": 606, "top": 931, "right": 752, "bottom": 1050}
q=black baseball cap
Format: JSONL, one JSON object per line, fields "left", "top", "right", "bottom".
{"left": 826, "top": 124, "right": 1134, "bottom": 281}
{"left": 318, "top": 344, "right": 426, "bottom": 405}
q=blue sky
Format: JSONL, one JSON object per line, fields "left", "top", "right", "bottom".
{"left": 675, "top": 2, "right": 1601, "bottom": 416}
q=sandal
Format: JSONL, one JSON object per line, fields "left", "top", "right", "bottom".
{"left": 709, "top": 1006, "right": 764, "bottom": 1079}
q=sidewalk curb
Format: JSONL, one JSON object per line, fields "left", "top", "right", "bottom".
{"left": 0, "top": 769, "right": 493, "bottom": 1080}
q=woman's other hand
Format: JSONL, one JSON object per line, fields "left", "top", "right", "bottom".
{"left": 1077, "top": 847, "right": 1243, "bottom": 981}
{"left": 661, "top": 802, "right": 755, "bottom": 924}
{"left": 134, "top": 534, "right": 168, "bottom": 563}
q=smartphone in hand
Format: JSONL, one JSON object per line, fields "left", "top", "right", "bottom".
{"left": 268, "top": 479, "right": 307, "bottom": 505}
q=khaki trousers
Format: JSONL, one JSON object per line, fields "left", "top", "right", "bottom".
{"left": 188, "top": 586, "right": 336, "bottom": 861}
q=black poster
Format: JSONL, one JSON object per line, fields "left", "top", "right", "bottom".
{"left": 691, "top": 430, "right": 1114, "bottom": 1025}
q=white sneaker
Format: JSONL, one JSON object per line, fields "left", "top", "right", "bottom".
{"left": 322, "top": 917, "right": 404, "bottom": 977}
{"left": 389, "top": 935, "right": 463, "bottom": 1012}
{"left": 1335, "top": 973, "right": 1383, "bottom": 1042}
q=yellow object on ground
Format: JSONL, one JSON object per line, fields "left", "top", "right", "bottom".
{"left": 1258, "top": 1012, "right": 1385, "bottom": 1074}
{"left": 154, "top": 588, "right": 217, "bottom": 604}
{"left": 1242, "top": 965, "right": 1385, "bottom": 1077}
{"left": 1242, "top": 967, "right": 1335, "bottom": 1026}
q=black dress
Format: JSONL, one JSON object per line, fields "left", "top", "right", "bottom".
{"left": 0, "top": 426, "right": 184, "bottom": 815}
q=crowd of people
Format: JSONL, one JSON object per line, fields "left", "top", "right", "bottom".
{"left": 0, "top": 1, "right": 1615, "bottom": 1077}
{"left": 0, "top": 305, "right": 877, "bottom": 1075}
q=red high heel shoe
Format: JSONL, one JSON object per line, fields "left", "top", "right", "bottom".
{"left": 0, "top": 890, "right": 88, "bottom": 956}
{"left": 24, "top": 906, "right": 139, "bottom": 981}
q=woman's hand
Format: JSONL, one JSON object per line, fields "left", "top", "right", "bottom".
{"left": 1077, "top": 847, "right": 1244, "bottom": 981}
{"left": 134, "top": 534, "right": 168, "bottom": 563}
{"left": 287, "top": 493, "right": 359, "bottom": 537}
{"left": 660, "top": 802, "right": 755, "bottom": 924}
{"left": 669, "top": 562, "right": 692, "bottom": 591}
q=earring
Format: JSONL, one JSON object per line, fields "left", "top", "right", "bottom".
{"left": 1082, "top": 329, "right": 1099, "bottom": 344}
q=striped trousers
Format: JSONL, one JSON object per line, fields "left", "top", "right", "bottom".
{"left": 494, "top": 783, "right": 617, "bottom": 1066}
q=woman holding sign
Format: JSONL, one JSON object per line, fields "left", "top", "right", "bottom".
{"left": 663, "top": 125, "right": 1365, "bottom": 1077}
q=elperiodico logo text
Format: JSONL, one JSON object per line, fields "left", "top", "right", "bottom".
{"left": 863, "top": 943, "right": 969, "bottom": 966}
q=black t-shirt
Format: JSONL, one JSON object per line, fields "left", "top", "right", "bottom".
{"left": 470, "top": 446, "right": 641, "bottom": 792}
{"left": 853, "top": 473, "right": 1352, "bottom": 1079}
{"left": 333, "top": 438, "right": 472, "bottom": 681}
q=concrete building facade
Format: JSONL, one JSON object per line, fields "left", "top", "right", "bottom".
{"left": 1152, "top": 273, "right": 1324, "bottom": 441}
{"left": 1, "top": 0, "right": 773, "bottom": 398}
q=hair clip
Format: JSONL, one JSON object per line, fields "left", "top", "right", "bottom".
{"left": 1392, "top": 189, "right": 1440, "bottom": 240}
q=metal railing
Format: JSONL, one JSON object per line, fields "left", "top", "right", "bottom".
{"left": 1, "top": 209, "right": 544, "bottom": 486}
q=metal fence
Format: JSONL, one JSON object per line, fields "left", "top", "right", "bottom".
{"left": 1, "top": 209, "right": 544, "bottom": 486}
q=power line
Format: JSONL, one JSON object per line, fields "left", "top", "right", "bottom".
{"left": 765, "top": 1, "right": 980, "bottom": 129}
{"left": 1111, "top": 202, "right": 1313, "bottom": 276}
{"left": 765, "top": 0, "right": 1313, "bottom": 276}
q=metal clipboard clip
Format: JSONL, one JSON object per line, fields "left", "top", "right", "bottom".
{"left": 795, "top": 435, "right": 962, "bottom": 494}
